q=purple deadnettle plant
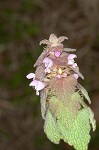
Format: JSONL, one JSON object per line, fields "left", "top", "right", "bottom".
{"left": 26, "top": 34, "right": 96, "bottom": 150}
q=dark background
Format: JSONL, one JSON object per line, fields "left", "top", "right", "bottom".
{"left": 0, "top": 0, "right": 99, "bottom": 150}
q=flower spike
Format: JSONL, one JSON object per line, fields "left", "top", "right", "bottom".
{"left": 27, "top": 34, "right": 96, "bottom": 150}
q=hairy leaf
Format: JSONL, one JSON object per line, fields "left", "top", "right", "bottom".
{"left": 44, "top": 95, "right": 95, "bottom": 150}
{"left": 44, "top": 109, "right": 61, "bottom": 144}
{"left": 70, "top": 66, "right": 84, "bottom": 79}
{"left": 57, "top": 108, "right": 91, "bottom": 150}
{"left": 35, "top": 64, "right": 45, "bottom": 81}
{"left": 49, "top": 76, "right": 77, "bottom": 106}
{"left": 40, "top": 89, "right": 48, "bottom": 119}
{"left": 34, "top": 50, "right": 49, "bottom": 67}
{"left": 77, "top": 83, "right": 91, "bottom": 104}
{"left": 48, "top": 93, "right": 81, "bottom": 129}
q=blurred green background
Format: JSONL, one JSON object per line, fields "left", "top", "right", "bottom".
{"left": 0, "top": 0, "right": 99, "bottom": 150}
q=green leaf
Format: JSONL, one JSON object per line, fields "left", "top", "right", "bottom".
{"left": 44, "top": 109, "right": 61, "bottom": 144}
{"left": 57, "top": 108, "right": 91, "bottom": 150}
{"left": 44, "top": 93, "right": 96, "bottom": 150}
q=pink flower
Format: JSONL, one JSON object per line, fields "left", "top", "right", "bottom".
{"left": 73, "top": 73, "right": 78, "bottom": 79}
{"left": 43, "top": 57, "right": 53, "bottom": 73}
{"left": 68, "top": 54, "right": 78, "bottom": 69}
{"left": 26, "top": 73, "right": 35, "bottom": 79}
{"left": 68, "top": 54, "right": 77, "bottom": 65}
{"left": 29, "top": 80, "right": 45, "bottom": 95}
{"left": 56, "top": 74, "right": 61, "bottom": 78}
{"left": 68, "top": 54, "right": 77, "bottom": 60}
{"left": 72, "top": 63, "right": 77, "bottom": 68}
{"left": 54, "top": 50, "right": 61, "bottom": 57}
{"left": 56, "top": 73, "right": 67, "bottom": 78}
{"left": 26, "top": 73, "right": 45, "bottom": 95}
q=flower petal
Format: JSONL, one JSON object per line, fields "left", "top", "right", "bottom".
{"left": 36, "top": 90, "right": 39, "bottom": 95}
{"left": 43, "top": 57, "right": 53, "bottom": 68}
{"left": 68, "top": 59, "right": 74, "bottom": 65}
{"left": 68, "top": 54, "right": 77, "bottom": 60}
{"left": 54, "top": 50, "right": 61, "bottom": 57}
{"left": 56, "top": 74, "right": 61, "bottom": 78}
{"left": 43, "top": 57, "right": 50, "bottom": 65}
{"left": 29, "top": 80, "right": 38, "bottom": 86}
{"left": 73, "top": 73, "right": 78, "bottom": 79}
{"left": 35, "top": 81, "right": 45, "bottom": 91}
{"left": 26, "top": 73, "right": 35, "bottom": 79}
{"left": 72, "top": 63, "right": 77, "bottom": 68}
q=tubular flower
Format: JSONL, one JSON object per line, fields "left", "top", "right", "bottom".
{"left": 43, "top": 57, "right": 53, "bottom": 73}
{"left": 26, "top": 34, "right": 96, "bottom": 150}
{"left": 73, "top": 73, "right": 79, "bottom": 79}
{"left": 68, "top": 53, "right": 76, "bottom": 64}
{"left": 26, "top": 73, "right": 35, "bottom": 79}
{"left": 26, "top": 73, "right": 45, "bottom": 95}
{"left": 29, "top": 80, "right": 45, "bottom": 95}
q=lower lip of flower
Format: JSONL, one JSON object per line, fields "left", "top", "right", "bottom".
{"left": 26, "top": 73, "right": 35, "bottom": 79}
